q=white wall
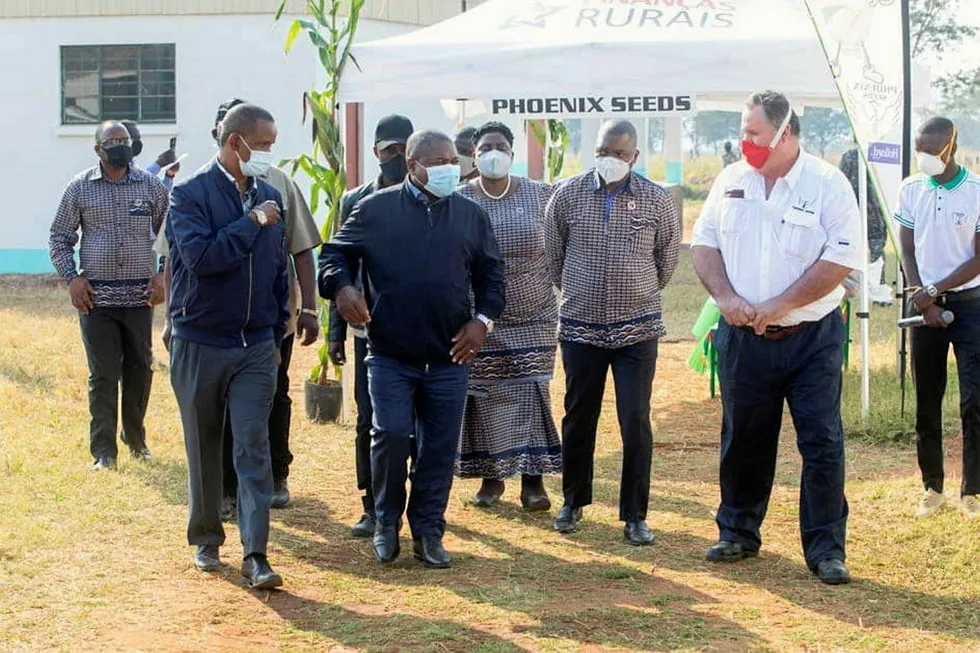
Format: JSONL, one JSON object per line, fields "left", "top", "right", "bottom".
{"left": 0, "top": 13, "right": 467, "bottom": 272}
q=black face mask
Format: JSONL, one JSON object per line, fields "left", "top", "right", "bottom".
{"left": 380, "top": 154, "right": 408, "bottom": 183}
{"left": 103, "top": 144, "right": 134, "bottom": 169}
{"left": 131, "top": 139, "right": 143, "bottom": 157}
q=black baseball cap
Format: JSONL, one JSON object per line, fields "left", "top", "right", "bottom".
{"left": 214, "top": 98, "right": 247, "bottom": 128}
{"left": 375, "top": 114, "right": 414, "bottom": 150}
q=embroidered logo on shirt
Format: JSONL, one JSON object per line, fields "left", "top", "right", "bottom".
{"left": 128, "top": 198, "right": 150, "bottom": 216}
{"left": 792, "top": 197, "right": 816, "bottom": 215}
{"left": 954, "top": 211, "right": 967, "bottom": 226}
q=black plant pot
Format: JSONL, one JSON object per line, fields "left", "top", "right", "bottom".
{"left": 304, "top": 379, "right": 343, "bottom": 423}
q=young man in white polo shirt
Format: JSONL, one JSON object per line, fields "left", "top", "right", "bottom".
{"left": 897, "top": 116, "right": 980, "bottom": 519}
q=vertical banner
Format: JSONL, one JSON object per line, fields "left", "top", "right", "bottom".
{"left": 803, "top": 0, "right": 905, "bottom": 218}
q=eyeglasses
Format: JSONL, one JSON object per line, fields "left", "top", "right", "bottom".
{"left": 100, "top": 137, "right": 130, "bottom": 148}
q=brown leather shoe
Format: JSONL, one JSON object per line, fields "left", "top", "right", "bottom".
{"left": 473, "top": 479, "right": 505, "bottom": 507}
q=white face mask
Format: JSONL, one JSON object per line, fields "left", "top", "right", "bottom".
{"left": 596, "top": 156, "right": 631, "bottom": 184}
{"left": 916, "top": 151, "right": 947, "bottom": 178}
{"left": 477, "top": 150, "right": 512, "bottom": 180}
{"left": 458, "top": 155, "right": 476, "bottom": 178}
{"left": 238, "top": 138, "right": 273, "bottom": 178}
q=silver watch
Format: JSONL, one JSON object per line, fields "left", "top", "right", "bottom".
{"left": 475, "top": 313, "right": 494, "bottom": 333}
{"left": 925, "top": 285, "right": 939, "bottom": 297}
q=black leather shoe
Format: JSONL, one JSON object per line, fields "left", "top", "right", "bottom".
{"left": 815, "top": 559, "right": 851, "bottom": 585}
{"left": 220, "top": 495, "right": 236, "bottom": 522}
{"left": 373, "top": 527, "right": 400, "bottom": 563}
{"left": 520, "top": 475, "right": 552, "bottom": 512}
{"left": 473, "top": 479, "right": 505, "bottom": 507}
{"left": 242, "top": 554, "right": 283, "bottom": 590}
{"left": 624, "top": 520, "right": 656, "bottom": 546}
{"left": 271, "top": 480, "right": 290, "bottom": 509}
{"left": 706, "top": 540, "right": 758, "bottom": 563}
{"left": 413, "top": 537, "right": 452, "bottom": 569}
{"left": 552, "top": 505, "right": 583, "bottom": 533}
{"left": 351, "top": 513, "right": 377, "bottom": 538}
{"left": 92, "top": 456, "right": 117, "bottom": 471}
{"left": 194, "top": 545, "right": 220, "bottom": 572}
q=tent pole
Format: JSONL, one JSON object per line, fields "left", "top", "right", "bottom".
{"left": 858, "top": 154, "right": 871, "bottom": 421}
{"left": 899, "top": 0, "right": 912, "bottom": 418}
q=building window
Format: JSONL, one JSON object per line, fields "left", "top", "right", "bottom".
{"left": 61, "top": 44, "right": 176, "bottom": 125}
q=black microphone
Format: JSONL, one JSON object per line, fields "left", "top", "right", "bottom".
{"left": 898, "top": 310, "right": 954, "bottom": 328}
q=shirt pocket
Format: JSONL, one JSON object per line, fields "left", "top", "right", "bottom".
{"left": 719, "top": 198, "right": 751, "bottom": 239}
{"left": 627, "top": 213, "right": 657, "bottom": 257}
{"left": 779, "top": 208, "right": 822, "bottom": 260}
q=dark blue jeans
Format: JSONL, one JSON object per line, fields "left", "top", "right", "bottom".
{"left": 560, "top": 339, "right": 658, "bottom": 522}
{"left": 911, "top": 295, "right": 980, "bottom": 497}
{"left": 714, "top": 311, "right": 848, "bottom": 570}
{"left": 367, "top": 354, "right": 468, "bottom": 539}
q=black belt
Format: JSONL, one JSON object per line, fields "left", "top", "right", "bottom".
{"left": 741, "top": 321, "right": 817, "bottom": 341}
{"left": 940, "top": 287, "right": 980, "bottom": 304}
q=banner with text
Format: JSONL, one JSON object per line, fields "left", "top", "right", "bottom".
{"left": 804, "top": 0, "right": 905, "bottom": 221}
{"left": 489, "top": 94, "right": 696, "bottom": 119}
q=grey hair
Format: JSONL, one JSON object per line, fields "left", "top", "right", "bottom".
{"left": 746, "top": 90, "right": 801, "bottom": 137}
{"left": 407, "top": 129, "right": 454, "bottom": 160}
{"left": 95, "top": 120, "right": 127, "bottom": 144}
{"left": 217, "top": 103, "right": 275, "bottom": 145}
{"left": 597, "top": 119, "right": 638, "bottom": 148}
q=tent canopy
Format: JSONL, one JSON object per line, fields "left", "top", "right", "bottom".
{"left": 341, "top": 0, "right": 854, "bottom": 107}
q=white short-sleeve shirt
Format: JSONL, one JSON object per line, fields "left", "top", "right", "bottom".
{"left": 691, "top": 151, "right": 863, "bottom": 326}
{"left": 894, "top": 167, "right": 980, "bottom": 292}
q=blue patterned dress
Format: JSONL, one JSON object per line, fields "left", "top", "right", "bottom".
{"left": 455, "top": 179, "right": 563, "bottom": 479}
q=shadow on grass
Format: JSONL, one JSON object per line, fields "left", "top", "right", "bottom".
{"left": 272, "top": 496, "right": 761, "bottom": 651}
{"left": 0, "top": 361, "right": 54, "bottom": 391}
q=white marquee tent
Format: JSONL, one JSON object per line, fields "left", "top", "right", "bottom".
{"left": 339, "top": 0, "right": 929, "bottom": 111}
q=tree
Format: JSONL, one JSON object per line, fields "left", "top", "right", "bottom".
{"left": 909, "top": 0, "right": 976, "bottom": 58}
{"left": 801, "top": 108, "right": 851, "bottom": 158}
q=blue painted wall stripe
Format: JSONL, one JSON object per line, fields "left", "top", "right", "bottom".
{"left": 0, "top": 249, "right": 56, "bottom": 275}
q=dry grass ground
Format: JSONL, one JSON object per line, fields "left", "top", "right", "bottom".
{"left": 2, "top": 265, "right": 979, "bottom": 652}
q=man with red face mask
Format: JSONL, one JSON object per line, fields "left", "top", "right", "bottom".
{"left": 691, "top": 90, "right": 862, "bottom": 585}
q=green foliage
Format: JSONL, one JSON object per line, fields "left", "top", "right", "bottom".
{"left": 276, "top": 0, "right": 365, "bottom": 385}
{"left": 530, "top": 119, "right": 569, "bottom": 182}
{"left": 910, "top": 0, "right": 977, "bottom": 58}
{"left": 800, "top": 107, "right": 851, "bottom": 157}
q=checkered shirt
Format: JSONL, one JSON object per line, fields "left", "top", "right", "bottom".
{"left": 49, "top": 164, "right": 169, "bottom": 307}
{"left": 545, "top": 170, "right": 681, "bottom": 348}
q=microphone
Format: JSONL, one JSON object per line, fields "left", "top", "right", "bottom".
{"left": 898, "top": 310, "right": 954, "bottom": 328}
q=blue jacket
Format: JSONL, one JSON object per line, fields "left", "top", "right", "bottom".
{"left": 318, "top": 181, "right": 505, "bottom": 366}
{"left": 166, "top": 161, "right": 289, "bottom": 349}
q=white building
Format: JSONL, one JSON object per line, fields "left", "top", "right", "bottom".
{"left": 0, "top": 0, "right": 513, "bottom": 274}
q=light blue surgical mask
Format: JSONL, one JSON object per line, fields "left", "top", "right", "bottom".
{"left": 422, "top": 163, "right": 461, "bottom": 198}
{"left": 237, "top": 137, "right": 273, "bottom": 178}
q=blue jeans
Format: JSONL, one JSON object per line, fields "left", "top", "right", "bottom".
{"left": 170, "top": 337, "right": 277, "bottom": 558}
{"left": 367, "top": 354, "right": 468, "bottom": 539}
{"left": 714, "top": 311, "right": 848, "bottom": 570}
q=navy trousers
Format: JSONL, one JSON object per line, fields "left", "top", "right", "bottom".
{"left": 560, "top": 339, "right": 658, "bottom": 522}
{"left": 367, "top": 354, "right": 468, "bottom": 539}
{"left": 911, "top": 295, "right": 980, "bottom": 497}
{"left": 171, "top": 337, "right": 277, "bottom": 558}
{"left": 714, "top": 311, "right": 848, "bottom": 570}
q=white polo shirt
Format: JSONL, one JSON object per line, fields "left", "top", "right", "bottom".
{"left": 692, "top": 151, "right": 863, "bottom": 326}
{"left": 894, "top": 167, "right": 980, "bottom": 292}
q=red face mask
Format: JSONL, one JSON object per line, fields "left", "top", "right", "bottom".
{"left": 742, "top": 110, "right": 793, "bottom": 170}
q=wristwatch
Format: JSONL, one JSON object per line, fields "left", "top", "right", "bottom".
{"left": 925, "top": 285, "right": 939, "bottom": 297}
{"left": 251, "top": 208, "right": 268, "bottom": 226}
{"left": 475, "top": 313, "right": 495, "bottom": 333}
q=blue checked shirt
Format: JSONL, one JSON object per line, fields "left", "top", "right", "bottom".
{"left": 49, "top": 164, "right": 170, "bottom": 307}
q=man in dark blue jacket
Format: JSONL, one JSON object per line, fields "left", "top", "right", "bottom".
{"left": 320, "top": 129, "right": 505, "bottom": 569}
{"left": 166, "top": 103, "right": 289, "bottom": 590}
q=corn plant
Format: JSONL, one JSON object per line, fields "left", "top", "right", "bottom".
{"left": 275, "top": 0, "right": 365, "bottom": 385}
{"left": 530, "top": 119, "right": 569, "bottom": 182}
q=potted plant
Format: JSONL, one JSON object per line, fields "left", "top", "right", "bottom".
{"left": 276, "top": 0, "right": 365, "bottom": 423}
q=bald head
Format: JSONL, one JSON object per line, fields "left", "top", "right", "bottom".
{"left": 95, "top": 121, "right": 128, "bottom": 145}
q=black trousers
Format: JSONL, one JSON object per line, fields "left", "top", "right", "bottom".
{"left": 715, "top": 312, "right": 848, "bottom": 570}
{"left": 560, "top": 339, "right": 658, "bottom": 522}
{"left": 223, "top": 334, "right": 294, "bottom": 495}
{"left": 78, "top": 306, "right": 154, "bottom": 460}
{"left": 911, "top": 296, "right": 980, "bottom": 497}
